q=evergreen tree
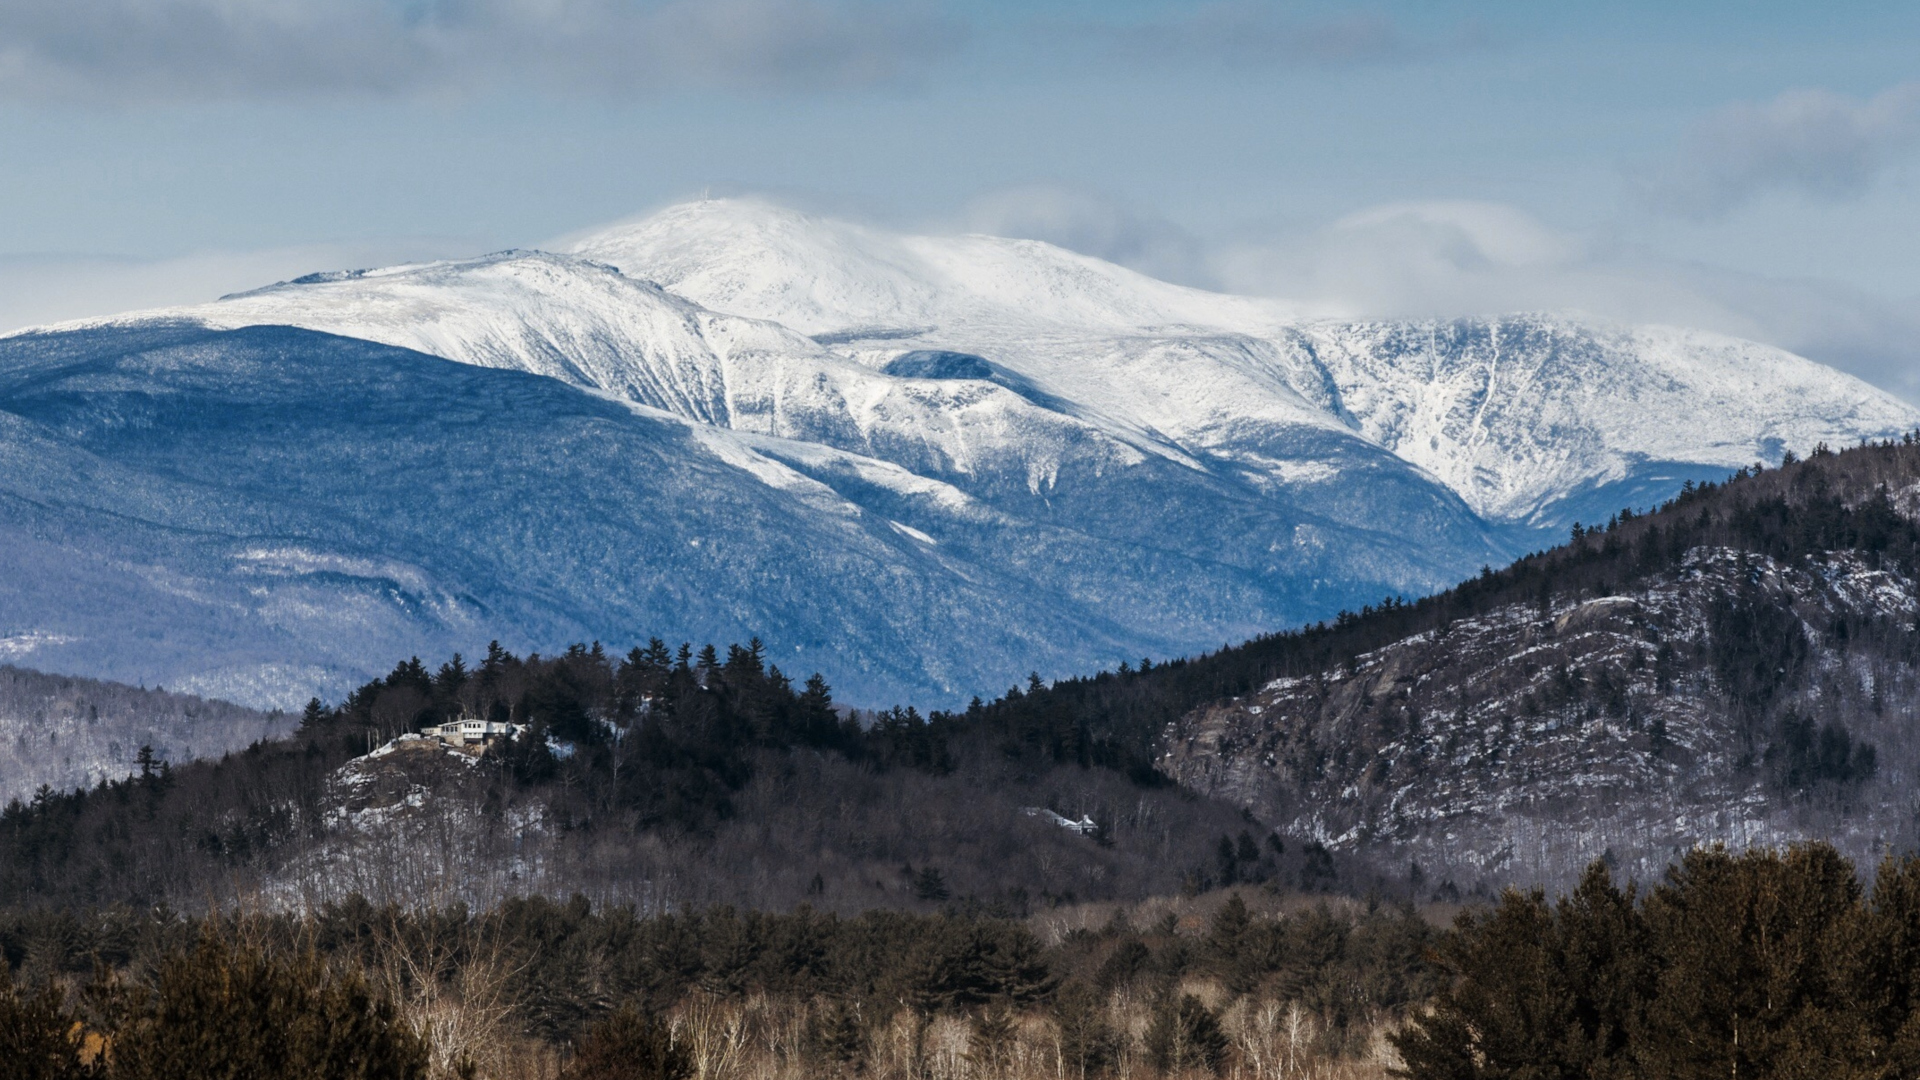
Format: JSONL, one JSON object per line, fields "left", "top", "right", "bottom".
{"left": 805, "top": 999, "right": 865, "bottom": 1073}
{"left": 1635, "top": 845, "right": 1875, "bottom": 1080}
{"left": 1146, "top": 994, "right": 1226, "bottom": 1074}
{"left": 105, "top": 932, "right": 427, "bottom": 1080}
{"left": 0, "top": 969, "right": 88, "bottom": 1080}
{"left": 564, "top": 1007, "right": 689, "bottom": 1080}
{"left": 1052, "top": 983, "right": 1114, "bottom": 1080}
{"left": 967, "top": 1004, "right": 1017, "bottom": 1079}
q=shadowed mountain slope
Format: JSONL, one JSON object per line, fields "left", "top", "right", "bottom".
{"left": 0, "top": 321, "right": 1498, "bottom": 710}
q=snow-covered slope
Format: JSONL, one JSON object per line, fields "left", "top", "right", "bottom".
{"left": 101, "top": 245, "right": 1506, "bottom": 598}
{"left": 177, "top": 251, "right": 1208, "bottom": 482}
{"left": 84, "top": 198, "right": 1912, "bottom": 542}
{"left": 572, "top": 198, "right": 1919, "bottom": 531}
{"left": 1284, "top": 318, "right": 1915, "bottom": 527}
{"left": 3, "top": 196, "right": 1913, "bottom": 711}
{"left": 0, "top": 321, "right": 1500, "bottom": 710}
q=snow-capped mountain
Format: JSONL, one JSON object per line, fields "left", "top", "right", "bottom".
{"left": 2, "top": 197, "right": 1912, "bottom": 715}
{"left": 573, "top": 199, "right": 1916, "bottom": 530}
{"left": 0, "top": 321, "right": 1212, "bottom": 710}
{"left": 568, "top": 197, "right": 1297, "bottom": 336}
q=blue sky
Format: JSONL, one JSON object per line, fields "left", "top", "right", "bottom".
{"left": 4, "top": 1, "right": 1919, "bottom": 395}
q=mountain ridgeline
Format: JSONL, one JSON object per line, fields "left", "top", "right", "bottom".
{"left": 4, "top": 198, "right": 1912, "bottom": 712}
{"left": 0, "top": 665, "right": 288, "bottom": 804}
{"left": 926, "top": 441, "right": 1892, "bottom": 730}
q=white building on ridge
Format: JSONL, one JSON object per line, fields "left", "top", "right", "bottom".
{"left": 421, "top": 715, "right": 526, "bottom": 750}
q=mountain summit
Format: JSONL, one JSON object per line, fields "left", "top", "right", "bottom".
{"left": 571, "top": 199, "right": 1914, "bottom": 530}
{"left": 3, "top": 199, "right": 1912, "bottom": 709}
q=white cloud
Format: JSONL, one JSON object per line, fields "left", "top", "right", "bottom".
{"left": 951, "top": 190, "right": 1920, "bottom": 403}
{"left": 1210, "top": 200, "right": 1920, "bottom": 402}
{"left": 961, "top": 185, "right": 1214, "bottom": 288}
{"left": 1643, "top": 81, "right": 1920, "bottom": 217}
{"left": 0, "top": 0, "right": 954, "bottom": 102}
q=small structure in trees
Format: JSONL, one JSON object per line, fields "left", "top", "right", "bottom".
{"left": 1023, "top": 806, "right": 1098, "bottom": 835}
{"left": 420, "top": 714, "right": 525, "bottom": 752}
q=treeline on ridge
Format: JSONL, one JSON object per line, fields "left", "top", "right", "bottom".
{"left": 974, "top": 435, "right": 1920, "bottom": 777}
{"left": 0, "top": 636, "right": 1316, "bottom": 909}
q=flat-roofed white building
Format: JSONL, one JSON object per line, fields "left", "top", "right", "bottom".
{"left": 421, "top": 715, "right": 526, "bottom": 749}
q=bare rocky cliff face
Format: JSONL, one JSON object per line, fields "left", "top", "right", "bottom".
{"left": 1158, "top": 449, "right": 1920, "bottom": 893}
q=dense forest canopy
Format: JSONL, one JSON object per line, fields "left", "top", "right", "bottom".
{"left": 8, "top": 845, "right": 1920, "bottom": 1080}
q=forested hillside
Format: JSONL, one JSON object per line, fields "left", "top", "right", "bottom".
{"left": 0, "top": 665, "right": 288, "bottom": 802}
{"left": 0, "top": 638, "right": 1377, "bottom": 912}
{"left": 975, "top": 438, "right": 1920, "bottom": 757}
{"left": 1148, "top": 437, "right": 1920, "bottom": 889}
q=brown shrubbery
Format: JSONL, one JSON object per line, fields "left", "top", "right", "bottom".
{"left": 23, "top": 843, "right": 1920, "bottom": 1080}
{"left": 0, "top": 931, "right": 427, "bottom": 1080}
{"left": 0, "top": 889, "right": 1431, "bottom": 1080}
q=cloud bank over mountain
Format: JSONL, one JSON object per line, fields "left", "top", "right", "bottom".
{"left": 948, "top": 187, "right": 1920, "bottom": 405}
{"left": 9, "top": 186, "right": 1919, "bottom": 408}
{"left": 1642, "top": 81, "right": 1920, "bottom": 218}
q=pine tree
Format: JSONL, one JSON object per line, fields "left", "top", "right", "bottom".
{"left": 1146, "top": 994, "right": 1227, "bottom": 1074}
{"left": 913, "top": 867, "right": 949, "bottom": 902}
{"left": 1632, "top": 845, "right": 1874, "bottom": 1080}
{"left": 1391, "top": 884, "right": 1576, "bottom": 1079}
{"left": 104, "top": 932, "right": 427, "bottom": 1080}
{"left": 564, "top": 1007, "right": 690, "bottom": 1080}
{"left": 805, "top": 999, "right": 864, "bottom": 1073}
{"left": 797, "top": 673, "right": 837, "bottom": 747}
{"left": 1052, "top": 983, "right": 1114, "bottom": 1080}
{"left": 0, "top": 969, "right": 87, "bottom": 1080}
{"left": 968, "top": 1004, "right": 1017, "bottom": 1079}
{"left": 1863, "top": 855, "right": 1920, "bottom": 1074}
